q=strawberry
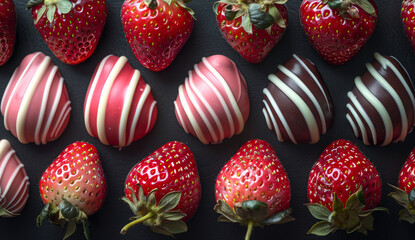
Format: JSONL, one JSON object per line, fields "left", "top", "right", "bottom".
{"left": 306, "top": 139, "right": 387, "bottom": 236}
{"left": 120, "top": 141, "right": 201, "bottom": 236}
{"left": 214, "top": 139, "right": 294, "bottom": 240}
{"left": 26, "top": 0, "right": 107, "bottom": 65}
{"left": 37, "top": 142, "right": 107, "bottom": 240}
{"left": 213, "top": 0, "right": 288, "bottom": 64}
{"left": 121, "top": 0, "right": 194, "bottom": 72}
{"left": 0, "top": 0, "right": 16, "bottom": 66}
{"left": 402, "top": 0, "right": 415, "bottom": 52}
{"left": 299, "top": 0, "right": 377, "bottom": 65}
{"left": 389, "top": 148, "right": 415, "bottom": 224}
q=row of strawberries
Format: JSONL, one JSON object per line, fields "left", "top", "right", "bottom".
{"left": 1, "top": 139, "right": 414, "bottom": 239}
{"left": 1, "top": 0, "right": 415, "bottom": 70}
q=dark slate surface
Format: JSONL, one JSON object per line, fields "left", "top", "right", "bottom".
{"left": 1, "top": 0, "right": 414, "bottom": 239}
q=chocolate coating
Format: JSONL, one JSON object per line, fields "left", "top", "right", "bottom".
{"left": 346, "top": 52, "right": 415, "bottom": 146}
{"left": 262, "top": 54, "right": 334, "bottom": 144}
{"left": 174, "top": 55, "right": 250, "bottom": 144}
{"left": 1, "top": 52, "right": 71, "bottom": 144}
{"left": 84, "top": 55, "right": 157, "bottom": 148}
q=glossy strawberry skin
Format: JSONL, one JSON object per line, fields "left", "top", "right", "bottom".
{"left": 402, "top": 0, "right": 415, "bottom": 52}
{"left": 30, "top": 0, "right": 107, "bottom": 65}
{"left": 300, "top": 0, "right": 377, "bottom": 65}
{"left": 308, "top": 139, "right": 381, "bottom": 211}
{"left": 39, "top": 142, "right": 107, "bottom": 216}
{"left": 215, "top": 139, "right": 290, "bottom": 217}
{"left": 121, "top": 0, "right": 193, "bottom": 72}
{"left": 0, "top": 0, "right": 16, "bottom": 66}
{"left": 398, "top": 148, "right": 415, "bottom": 193}
{"left": 124, "top": 141, "right": 201, "bottom": 222}
{"left": 216, "top": 3, "right": 287, "bottom": 64}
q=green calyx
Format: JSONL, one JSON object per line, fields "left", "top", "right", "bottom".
{"left": 323, "top": 0, "right": 377, "bottom": 18}
{"left": 0, "top": 207, "right": 16, "bottom": 217}
{"left": 214, "top": 199, "right": 294, "bottom": 240}
{"left": 26, "top": 0, "right": 73, "bottom": 24}
{"left": 388, "top": 184, "right": 415, "bottom": 224}
{"left": 306, "top": 187, "right": 388, "bottom": 236}
{"left": 158, "top": 0, "right": 195, "bottom": 18}
{"left": 213, "top": 0, "right": 286, "bottom": 35}
{"left": 37, "top": 199, "right": 90, "bottom": 240}
{"left": 120, "top": 185, "right": 187, "bottom": 237}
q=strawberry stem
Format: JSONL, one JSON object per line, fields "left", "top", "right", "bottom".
{"left": 120, "top": 212, "right": 155, "bottom": 235}
{"left": 245, "top": 220, "right": 254, "bottom": 240}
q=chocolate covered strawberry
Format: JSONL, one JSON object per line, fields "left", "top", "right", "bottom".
{"left": 121, "top": 141, "right": 201, "bottom": 236}
{"left": 121, "top": 0, "right": 194, "bottom": 71}
{"left": 402, "top": 0, "right": 415, "bottom": 52}
{"left": 300, "top": 0, "right": 377, "bottom": 65}
{"left": 38, "top": 142, "right": 107, "bottom": 240}
{"left": 306, "top": 140, "right": 387, "bottom": 236}
{"left": 26, "top": 0, "right": 107, "bottom": 64}
{"left": 389, "top": 148, "right": 415, "bottom": 223}
{"left": 214, "top": 139, "right": 294, "bottom": 240}
{"left": 214, "top": 0, "right": 288, "bottom": 63}
{"left": 0, "top": 0, "right": 16, "bottom": 66}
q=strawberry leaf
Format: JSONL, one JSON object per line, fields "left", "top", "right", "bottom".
{"left": 122, "top": 197, "right": 137, "bottom": 215}
{"left": 213, "top": 1, "right": 220, "bottom": 14}
{"left": 307, "top": 221, "right": 335, "bottom": 236}
{"left": 55, "top": 0, "right": 72, "bottom": 14}
{"left": 157, "top": 191, "right": 181, "bottom": 212}
{"left": 163, "top": 0, "right": 173, "bottom": 6}
{"left": 361, "top": 214, "right": 374, "bottom": 231}
{"left": 36, "top": 5, "right": 47, "bottom": 24}
{"left": 60, "top": 199, "right": 79, "bottom": 220}
{"left": 332, "top": 193, "right": 344, "bottom": 212}
{"left": 234, "top": 200, "right": 268, "bottom": 223}
{"left": 249, "top": 3, "right": 275, "bottom": 30}
{"left": 146, "top": 188, "right": 158, "bottom": 207}
{"left": 37, "top": 203, "right": 51, "bottom": 226}
{"left": 63, "top": 221, "right": 76, "bottom": 240}
{"left": 350, "top": 0, "right": 376, "bottom": 17}
{"left": 176, "top": 1, "right": 195, "bottom": 18}
{"left": 26, "top": 0, "right": 44, "bottom": 9}
{"left": 399, "top": 209, "right": 415, "bottom": 223}
{"left": 214, "top": 199, "right": 241, "bottom": 223}
{"left": 409, "top": 189, "right": 415, "bottom": 205}
{"left": 81, "top": 220, "right": 90, "bottom": 240}
{"left": 262, "top": 208, "right": 294, "bottom": 225}
{"left": 306, "top": 203, "right": 331, "bottom": 221}
{"left": 241, "top": 13, "right": 253, "bottom": 34}
{"left": 46, "top": 4, "right": 56, "bottom": 23}
{"left": 388, "top": 184, "right": 409, "bottom": 207}
{"left": 158, "top": 220, "right": 188, "bottom": 234}
{"left": 0, "top": 207, "right": 15, "bottom": 217}
{"left": 224, "top": 4, "right": 238, "bottom": 21}
{"left": 328, "top": 0, "right": 342, "bottom": 9}
{"left": 218, "top": 215, "right": 234, "bottom": 223}
{"left": 268, "top": 4, "right": 286, "bottom": 28}
{"left": 161, "top": 211, "right": 186, "bottom": 221}
{"left": 144, "top": 0, "right": 158, "bottom": 9}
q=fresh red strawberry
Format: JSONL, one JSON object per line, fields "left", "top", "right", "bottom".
{"left": 389, "top": 148, "right": 415, "bottom": 223}
{"left": 37, "top": 142, "right": 107, "bottom": 240}
{"left": 121, "top": 0, "right": 194, "bottom": 72}
{"left": 306, "top": 139, "right": 387, "bottom": 236}
{"left": 214, "top": 139, "right": 294, "bottom": 240}
{"left": 0, "top": 0, "right": 16, "bottom": 66}
{"left": 402, "top": 0, "right": 415, "bottom": 52}
{"left": 214, "top": 0, "right": 288, "bottom": 64}
{"left": 120, "top": 141, "right": 201, "bottom": 236}
{"left": 299, "top": 0, "right": 377, "bottom": 65}
{"left": 26, "top": 0, "right": 107, "bottom": 65}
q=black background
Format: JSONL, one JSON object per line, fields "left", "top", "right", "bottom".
{"left": 1, "top": 0, "right": 415, "bottom": 239}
